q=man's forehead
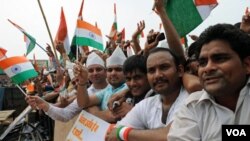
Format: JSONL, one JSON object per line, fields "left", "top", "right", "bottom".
{"left": 87, "top": 64, "right": 105, "bottom": 69}
{"left": 126, "top": 69, "right": 146, "bottom": 76}
{"left": 199, "top": 41, "right": 234, "bottom": 58}
{"left": 107, "top": 65, "right": 123, "bottom": 69}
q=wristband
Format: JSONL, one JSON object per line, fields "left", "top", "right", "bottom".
{"left": 116, "top": 126, "right": 133, "bottom": 141}
{"left": 116, "top": 126, "right": 124, "bottom": 141}
{"left": 124, "top": 127, "right": 133, "bottom": 141}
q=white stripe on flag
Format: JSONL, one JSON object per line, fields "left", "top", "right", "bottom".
{"left": 76, "top": 28, "right": 103, "bottom": 43}
{"left": 4, "top": 61, "right": 34, "bottom": 78}
{"left": 196, "top": 4, "right": 217, "bottom": 20}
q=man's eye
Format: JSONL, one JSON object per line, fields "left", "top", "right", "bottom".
{"left": 198, "top": 59, "right": 207, "bottom": 67}
{"left": 213, "top": 55, "right": 229, "bottom": 63}
{"left": 147, "top": 69, "right": 154, "bottom": 73}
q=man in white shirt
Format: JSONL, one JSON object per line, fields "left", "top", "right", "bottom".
{"left": 106, "top": 47, "right": 189, "bottom": 141}
{"left": 168, "top": 24, "right": 250, "bottom": 141}
{"left": 25, "top": 52, "right": 109, "bottom": 122}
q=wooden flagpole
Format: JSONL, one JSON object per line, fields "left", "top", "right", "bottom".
{"left": 37, "top": 0, "right": 58, "bottom": 60}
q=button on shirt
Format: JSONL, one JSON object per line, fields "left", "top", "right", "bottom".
{"left": 117, "top": 87, "right": 189, "bottom": 129}
{"left": 168, "top": 78, "right": 250, "bottom": 141}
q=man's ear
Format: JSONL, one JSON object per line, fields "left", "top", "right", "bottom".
{"left": 243, "top": 56, "right": 250, "bottom": 75}
{"left": 177, "top": 64, "right": 185, "bottom": 77}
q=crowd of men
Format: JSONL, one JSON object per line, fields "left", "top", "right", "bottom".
{"left": 24, "top": 0, "right": 250, "bottom": 140}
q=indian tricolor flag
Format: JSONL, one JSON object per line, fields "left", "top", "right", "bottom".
{"left": 0, "top": 56, "right": 38, "bottom": 84}
{"left": 8, "top": 19, "right": 36, "bottom": 56}
{"left": 73, "top": 20, "right": 103, "bottom": 51}
{"left": 166, "top": 0, "right": 218, "bottom": 37}
{"left": 24, "top": 32, "right": 36, "bottom": 56}
{"left": 55, "top": 7, "right": 70, "bottom": 54}
{"left": 108, "top": 3, "right": 118, "bottom": 40}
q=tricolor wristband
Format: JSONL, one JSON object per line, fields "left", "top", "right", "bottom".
{"left": 116, "top": 126, "right": 133, "bottom": 141}
{"left": 116, "top": 126, "right": 124, "bottom": 141}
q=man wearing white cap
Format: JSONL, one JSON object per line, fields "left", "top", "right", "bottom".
{"left": 25, "top": 52, "right": 109, "bottom": 122}
{"left": 74, "top": 47, "right": 128, "bottom": 123}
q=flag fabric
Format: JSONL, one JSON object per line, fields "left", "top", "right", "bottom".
{"left": 0, "top": 47, "right": 7, "bottom": 61}
{"left": 8, "top": 19, "right": 36, "bottom": 55}
{"left": 55, "top": 8, "right": 70, "bottom": 54}
{"left": 121, "top": 28, "right": 125, "bottom": 41}
{"left": 72, "top": 20, "right": 104, "bottom": 51}
{"left": 194, "top": 0, "right": 217, "bottom": 6}
{"left": 166, "top": 0, "right": 217, "bottom": 37}
{"left": 180, "top": 37, "right": 188, "bottom": 48}
{"left": 0, "top": 56, "right": 38, "bottom": 84}
{"left": 69, "top": 0, "right": 89, "bottom": 60}
{"left": 108, "top": 3, "right": 118, "bottom": 40}
{"left": 24, "top": 33, "right": 36, "bottom": 56}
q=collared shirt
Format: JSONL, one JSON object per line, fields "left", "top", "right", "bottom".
{"left": 88, "top": 84, "right": 111, "bottom": 96}
{"left": 117, "top": 87, "right": 188, "bottom": 129}
{"left": 95, "top": 83, "right": 128, "bottom": 110}
{"left": 168, "top": 78, "right": 250, "bottom": 141}
{"left": 46, "top": 84, "right": 109, "bottom": 122}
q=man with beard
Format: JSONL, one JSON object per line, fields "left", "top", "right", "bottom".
{"left": 106, "top": 48, "right": 189, "bottom": 141}
{"left": 168, "top": 24, "right": 250, "bottom": 140}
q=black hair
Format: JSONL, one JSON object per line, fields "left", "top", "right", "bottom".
{"left": 123, "top": 55, "right": 147, "bottom": 75}
{"left": 195, "top": 23, "right": 250, "bottom": 61}
{"left": 187, "top": 41, "right": 198, "bottom": 58}
{"left": 148, "top": 47, "right": 181, "bottom": 67}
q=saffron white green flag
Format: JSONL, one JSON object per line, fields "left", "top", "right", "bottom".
{"left": 166, "top": 0, "right": 218, "bottom": 37}
{"left": 72, "top": 20, "right": 104, "bottom": 51}
{"left": 0, "top": 56, "right": 38, "bottom": 84}
{"left": 8, "top": 19, "right": 36, "bottom": 56}
{"left": 24, "top": 32, "right": 36, "bottom": 56}
{"left": 55, "top": 7, "right": 70, "bottom": 54}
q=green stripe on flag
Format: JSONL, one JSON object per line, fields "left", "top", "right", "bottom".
{"left": 166, "top": 0, "right": 203, "bottom": 37}
{"left": 24, "top": 31, "right": 36, "bottom": 56}
{"left": 11, "top": 69, "right": 38, "bottom": 84}
{"left": 72, "top": 36, "right": 104, "bottom": 51}
{"left": 114, "top": 22, "right": 117, "bottom": 30}
{"left": 0, "top": 69, "right": 4, "bottom": 75}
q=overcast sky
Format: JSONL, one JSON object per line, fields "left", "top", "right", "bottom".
{"left": 0, "top": 0, "right": 249, "bottom": 59}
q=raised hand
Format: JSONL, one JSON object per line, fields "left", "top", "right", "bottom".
{"left": 241, "top": 10, "right": 250, "bottom": 33}
{"left": 73, "top": 61, "right": 88, "bottom": 85}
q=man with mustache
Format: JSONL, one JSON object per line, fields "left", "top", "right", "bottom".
{"left": 168, "top": 24, "right": 250, "bottom": 140}
{"left": 106, "top": 47, "right": 189, "bottom": 141}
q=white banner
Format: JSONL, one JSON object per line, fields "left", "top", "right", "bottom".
{"left": 66, "top": 110, "right": 111, "bottom": 141}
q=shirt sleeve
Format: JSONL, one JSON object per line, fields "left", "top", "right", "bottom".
{"left": 46, "top": 99, "right": 82, "bottom": 122}
{"left": 167, "top": 104, "right": 201, "bottom": 141}
{"left": 117, "top": 100, "right": 147, "bottom": 129}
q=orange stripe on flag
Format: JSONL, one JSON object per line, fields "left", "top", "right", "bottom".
{"left": 56, "top": 8, "right": 67, "bottom": 41}
{"left": 77, "top": 20, "right": 102, "bottom": 36}
{"left": 0, "top": 47, "right": 7, "bottom": 56}
{"left": 0, "top": 56, "right": 28, "bottom": 70}
{"left": 195, "top": 0, "right": 217, "bottom": 6}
